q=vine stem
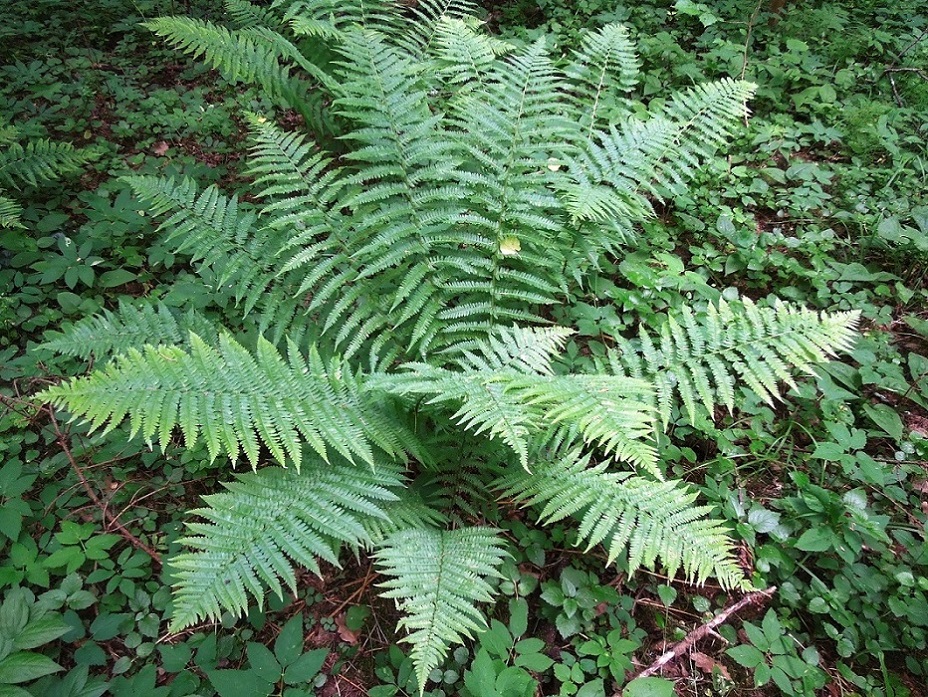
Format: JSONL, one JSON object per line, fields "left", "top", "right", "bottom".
{"left": 46, "top": 406, "right": 162, "bottom": 566}
{"left": 618, "top": 586, "right": 777, "bottom": 690}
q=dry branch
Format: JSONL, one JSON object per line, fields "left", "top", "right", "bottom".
{"left": 47, "top": 407, "right": 162, "bottom": 565}
{"left": 618, "top": 586, "right": 777, "bottom": 692}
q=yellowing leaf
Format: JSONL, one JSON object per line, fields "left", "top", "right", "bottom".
{"left": 499, "top": 236, "right": 521, "bottom": 256}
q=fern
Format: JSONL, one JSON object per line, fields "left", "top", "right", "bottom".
{"left": 0, "top": 137, "right": 96, "bottom": 190}
{"left": 397, "top": 0, "right": 481, "bottom": 56}
{"left": 245, "top": 117, "right": 400, "bottom": 359}
{"left": 565, "top": 23, "right": 640, "bottom": 137}
{"left": 277, "top": 0, "right": 403, "bottom": 37}
{"left": 122, "top": 175, "right": 307, "bottom": 341}
{"left": 361, "top": 484, "right": 449, "bottom": 546}
{"left": 143, "top": 15, "right": 336, "bottom": 133}
{"left": 135, "top": 8, "right": 754, "bottom": 353}
{"left": 0, "top": 195, "right": 23, "bottom": 229}
{"left": 494, "top": 451, "right": 745, "bottom": 588}
{"left": 0, "top": 128, "right": 96, "bottom": 229}
{"left": 375, "top": 327, "right": 657, "bottom": 473}
{"left": 35, "top": 5, "right": 863, "bottom": 691}
{"left": 223, "top": 0, "right": 281, "bottom": 29}
{"left": 170, "top": 455, "right": 405, "bottom": 629}
{"left": 604, "top": 298, "right": 861, "bottom": 426}
{"left": 40, "top": 333, "right": 406, "bottom": 468}
{"left": 374, "top": 527, "right": 509, "bottom": 691}
{"left": 430, "top": 16, "right": 510, "bottom": 93}
{"left": 144, "top": 17, "right": 299, "bottom": 98}
{"left": 40, "top": 299, "right": 216, "bottom": 361}
{"left": 440, "top": 39, "right": 572, "bottom": 340}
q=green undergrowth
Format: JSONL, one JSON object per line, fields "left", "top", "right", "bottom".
{"left": 1, "top": 0, "right": 927, "bottom": 696}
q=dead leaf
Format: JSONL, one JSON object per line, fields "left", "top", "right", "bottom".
{"left": 334, "top": 612, "right": 361, "bottom": 644}
{"left": 152, "top": 141, "right": 169, "bottom": 156}
{"left": 691, "top": 651, "right": 731, "bottom": 680}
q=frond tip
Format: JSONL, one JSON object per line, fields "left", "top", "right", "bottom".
{"left": 39, "top": 299, "right": 216, "bottom": 361}
{"left": 374, "top": 527, "right": 509, "bottom": 693}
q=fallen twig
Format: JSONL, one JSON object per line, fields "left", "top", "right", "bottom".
{"left": 619, "top": 586, "right": 777, "bottom": 691}
{"left": 881, "top": 27, "right": 928, "bottom": 107}
{"left": 46, "top": 407, "right": 162, "bottom": 566}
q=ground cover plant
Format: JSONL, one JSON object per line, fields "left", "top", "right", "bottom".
{"left": 1, "top": 0, "right": 926, "bottom": 695}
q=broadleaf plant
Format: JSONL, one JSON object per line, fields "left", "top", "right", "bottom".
{"left": 37, "top": 0, "right": 860, "bottom": 690}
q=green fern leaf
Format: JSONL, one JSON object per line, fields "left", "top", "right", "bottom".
{"left": 518, "top": 375, "right": 658, "bottom": 475}
{"left": 144, "top": 17, "right": 311, "bottom": 99}
{"left": 0, "top": 138, "right": 97, "bottom": 190}
{"left": 445, "top": 325, "right": 574, "bottom": 375}
{"left": 223, "top": 0, "right": 282, "bottom": 28}
{"left": 0, "top": 195, "right": 23, "bottom": 229}
{"left": 606, "top": 298, "right": 860, "bottom": 426}
{"left": 123, "top": 175, "right": 263, "bottom": 283}
{"left": 377, "top": 327, "right": 657, "bottom": 472}
{"left": 430, "top": 16, "right": 511, "bottom": 92}
{"left": 122, "top": 175, "right": 305, "bottom": 338}
{"left": 279, "top": 0, "right": 403, "bottom": 38}
{"left": 362, "top": 482, "right": 449, "bottom": 546}
{"left": 39, "top": 333, "right": 404, "bottom": 468}
{"left": 398, "top": 0, "right": 481, "bottom": 56}
{"left": 40, "top": 299, "right": 217, "bottom": 361}
{"left": 565, "top": 23, "right": 640, "bottom": 136}
{"left": 495, "top": 452, "right": 746, "bottom": 589}
{"left": 374, "top": 526, "right": 509, "bottom": 693}
{"left": 170, "top": 455, "right": 404, "bottom": 630}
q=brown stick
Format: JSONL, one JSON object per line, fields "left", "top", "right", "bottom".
{"left": 618, "top": 586, "right": 776, "bottom": 690}
{"left": 46, "top": 407, "right": 162, "bottom": 566}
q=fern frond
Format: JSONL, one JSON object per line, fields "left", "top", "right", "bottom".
{"left": 278, "top": 0, "right": 402, "bottom": 37}
{"left": 40, "top": 333, "right": 404, "bottom": 468}
{"left": 398, "top": 0, "right": 481, "bottom": 56}
{"left": 578, "top": 79, "right": 756, "bottom": 204}
{"left": 607, "top": 298, "right": 860, "bottom": 427}
{"left": 436, "top": 39, "right": 574, "bottom": 342}
{"left": 495, "top": 452, "right": 746, "bottom": 588}
{"left": 430, "top": 16, "right": 510, "bottom": 92}
{"left": 0, "top": 124, "right": 20, "bottom": 146}
{"left": 375, "top": 526, "right": 509, "bottom": 693}
{"left": 0, "top": 138, "right": 97, "bottom": 190}
{"left": 123, "top": 175, "right": 261, "bottom": 278}
{"left": 144, "top": 17, "right": 330, "bottom": 102}
{"left": 246, "top": 116, "right": 339, "bottom": 203}
{"left": 327, "top": 28, "right": 469, "bottom": 352}
{"left": 0, "top": 195, "right": 23, "bottom": 229}
{"left": 122, "top": 175, "right": 302, "bottom": 336}
{"left": 223, "top": 0, "right": 282, "bottom": 28}
{"left": 381, "top": 363, "right": 539, "bottom": 469}
{"left": 245, "top": 117, "right": 410, "bottom": 361}
{"left": 444, "top": 325, "right": 574, "bottom": 375}
{"left": 40, "top": 299, "right": 217, "bottom": 361}
{"left": 520, "top": 376, "right": 658, "bottom": 475}
{"left": 376, "top": 327, "right": 657, "bottom": 472}
{"left": 555, "top": 78, "right": 755, "bottom": 260}
{"left": 170, "top": 455, "right": 404, "bottom": 630}
{"left": 565, "top": 23, "right": 640, "bottom": 136}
